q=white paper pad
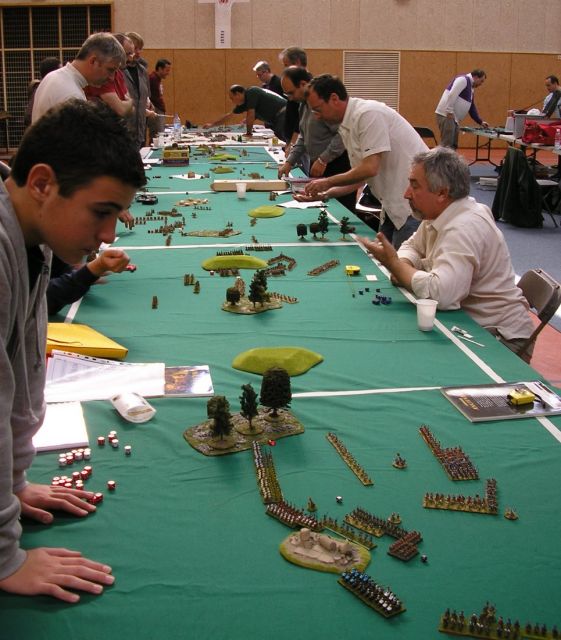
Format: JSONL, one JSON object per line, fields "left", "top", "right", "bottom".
{"left": 33, "top": 402, "right": 88, "bottom": 452}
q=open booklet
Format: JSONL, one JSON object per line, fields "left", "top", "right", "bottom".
{"left": 46, "top": 351, "right": 213, "bottom": 402}
{"left": 442, "top": 380, "right": 561, "bottom": 422}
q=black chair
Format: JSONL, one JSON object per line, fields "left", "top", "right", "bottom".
{"left": 414, "top": 126, "right": 438, "bottom": 147}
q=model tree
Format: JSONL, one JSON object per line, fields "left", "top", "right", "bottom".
{"left": 226, "top": 286, "right": 241, "bottom": 306}
{"left": 318, "top": 210, "right": 329, "bottom": 238}
{"left": 339, "top": 216, "right": 355, "bottom": 239}
{"left": 260, "top": 367, "right": 292, "bottom": 419}
{"left": 239, "top": 383, "right": 259, "bottom": 431}
{"left": 208, "top": 395, "right": 232, "bottom": 440}
{"left": 309, "top": 221, "right": 320, "bottom": 240}
{"left": 248, "top": 270, "right": 268, "bottom": 307}
{"left": 296, "top": 223, "right": 308, "bottom": 240}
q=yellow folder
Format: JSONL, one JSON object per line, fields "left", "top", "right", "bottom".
{"left": 47, "top": 323, "right": 128, "bottom": 360}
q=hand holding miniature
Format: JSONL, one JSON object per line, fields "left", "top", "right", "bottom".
{"left": 0, "top": 547, "right": 114, "bottom": 603}
{"left": 277, "top": 161, "right": 292, "bottom": 179}
{"left": 118, "top": 209, "right": 133, "bottom": 225}
{"left": 16, "top": 483, "right": 96, "bottom": 524}
{"left": 305, "top": 177, "right": 331, "bottom": 198}
{"left": 87, "top": 248, "right": 130, "bottom": 278}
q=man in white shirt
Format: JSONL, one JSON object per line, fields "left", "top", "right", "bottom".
{"left": 304, "top": 74, "right": 427, "bottom": 248}
{"left": 435, "top": 69, "right": 489, "bottom": 149}
{"left": 360, "top": 147, "right": 535, "bottom": 358}
{"left": 32, "top": 33, "right": 125, "bottom": 123}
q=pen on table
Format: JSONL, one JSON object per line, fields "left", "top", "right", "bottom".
{"left": 457, "top": 334, "right": 485, "bottom": 347}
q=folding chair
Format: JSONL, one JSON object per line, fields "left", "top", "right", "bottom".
{"left": 516, "top": 269, "right": 561, "bottom": 361}
{"left": 414, "top": 127, "right": 438, "bottom": 147}
{"left": 536, "top": 179, "right": 560, "bottom": 227}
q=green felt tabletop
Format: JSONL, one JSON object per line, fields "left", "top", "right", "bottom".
{"left": 3, "top": 146, "right": 560, "bottom": 640}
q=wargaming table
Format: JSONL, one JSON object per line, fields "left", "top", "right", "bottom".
{"left": 2, "top": 137, "right": 560, "bottom": 640}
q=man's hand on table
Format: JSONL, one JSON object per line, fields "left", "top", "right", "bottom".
{"left": 305, "top": 177, "right": 332, "bottom": 198}
{"left": 16, "top": 483, "right": 97, "bottom": 524}
{"left": 0, "top": 547, "right": 114, "bottom": 603}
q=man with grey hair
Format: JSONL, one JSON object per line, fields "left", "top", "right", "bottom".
{"left": 32, "top": 32, "right": 125, "bottom": 122}
{"left": 253, "top": 61, "right": 283, "bottom": 97}
{"left": 360, "top": 147, "right": 534, "bottom": 357}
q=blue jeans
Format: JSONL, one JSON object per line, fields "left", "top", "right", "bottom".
{"left": 380, "top": 214, "right": 420, "bottom": 249}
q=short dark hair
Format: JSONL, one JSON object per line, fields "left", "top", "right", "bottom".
{"left": 471, "top": 69, "right": 486, "bottom": 79}
{"left": 156, "top": 58, "right": 171, "bottom": 70}
{"left": 11, "top": 100, "right": 146, "bottom": 197}
{"left": 280, "top": 47, "right": 307, "bottom": 67}
{"left": 229, "top": 84, "right": 245, "bottom": 95}
{"left": 39, "top": 57, "right": 60, "bottom": 79}
{"left": 546, "top": 75, "right": 559, "bottom": 85}
{"left": 308, "top": 74, "right": 347, "bottom": 101}
{"left": 282, "top": 66, "right": 312, "bottom": 86}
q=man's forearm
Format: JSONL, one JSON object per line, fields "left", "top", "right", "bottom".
{"left": 385, "top": 257, "right": 417, "bottom": 290}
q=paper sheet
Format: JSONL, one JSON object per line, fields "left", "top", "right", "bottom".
{"left": 33, "top": 402, "right": 88, "bottom": 452}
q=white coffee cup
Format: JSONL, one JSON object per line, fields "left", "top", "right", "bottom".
{"left": 236, "top": 182, "right": 247, "bottom": 199}
{"left": 416, "top": 299, "right": 438, "bottom": 331}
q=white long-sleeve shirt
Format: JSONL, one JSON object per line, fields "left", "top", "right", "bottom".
{"left": 398, "top": 197, "right": 534, "bottom": 341}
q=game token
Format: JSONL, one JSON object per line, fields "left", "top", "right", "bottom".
{"left": 107, "top": 480, "right": 116, "bottom": 491}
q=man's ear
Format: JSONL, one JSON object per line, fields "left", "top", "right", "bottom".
{"left": 26, "top": 164, "right": 57, "bottom": 202}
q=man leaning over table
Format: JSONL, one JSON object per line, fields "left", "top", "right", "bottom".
{"left": 359, "top": 147, "right": 535, "bottom": 360}
{"left": 204, "top": 84, "right": 287, "bottom": 140}
{"left": 304, "top": 74, "right": 427, "bottom": 249}
{"left": 435, "top": 69, "right": 489, "bottom": 149}
{"left": 0, "top": 100, "right": 145, "bottom": 602}
{"left": 32, "top": 32, "right": 125, "bottom": 123}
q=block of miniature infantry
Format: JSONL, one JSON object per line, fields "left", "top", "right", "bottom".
{"left": 304, "top": 75, "right": 428, "bottom": 249}
{"left": 32, "top": 32, "right": 125, "bottom": 123}
{"left": 434, "top": 69, "right": 489, "bottom": 149}
{"left": 204, "top": 85, "right": 287, "bottom": 140}
{"left": 0, "top": 100, "right": 146, "bottom": 602}
{"left": 359, "top": 147, "right": 534, "bottom": 358}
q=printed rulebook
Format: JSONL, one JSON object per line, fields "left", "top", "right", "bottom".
{"left": 441, "top": 380, "right": 561, "bottom": 422}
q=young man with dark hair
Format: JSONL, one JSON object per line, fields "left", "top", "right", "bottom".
{"left": 0, "top": 99, "right": 145, "bottom": 603}
{"left": 148, "top": 58, "right": 172, "bottom": 140}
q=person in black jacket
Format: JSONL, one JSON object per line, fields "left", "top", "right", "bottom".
{"left": 47, "top": 249, "right": 130, "bottom": 315}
